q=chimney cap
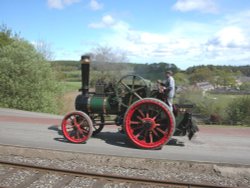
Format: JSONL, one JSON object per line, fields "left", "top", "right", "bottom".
{"left": 81, "top": 55, "right": 90, "bottom": 64}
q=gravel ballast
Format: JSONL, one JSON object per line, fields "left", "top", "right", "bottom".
{"left": 0, "top": 145, "right": 250, "bottom": 187}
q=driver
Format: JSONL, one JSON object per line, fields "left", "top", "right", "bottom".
{"left": 157, "top": 70, "right": 175, "bottom": 111}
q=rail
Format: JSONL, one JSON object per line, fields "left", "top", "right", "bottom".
{"left": 0, "top": 160, "right": 234, "bottom": 188}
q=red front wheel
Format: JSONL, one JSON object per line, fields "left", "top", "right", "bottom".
{"left": 124, "top": 98, "right": 175, "bottom": 149}
{"left": 61, "top": 111, "right": 93, "bottom": 143}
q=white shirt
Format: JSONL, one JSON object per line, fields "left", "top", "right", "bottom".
{"left": 164, "top": 76, "right": 175, "bottom": 98}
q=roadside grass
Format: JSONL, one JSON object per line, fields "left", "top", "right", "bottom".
{"left": 58, "top": 82, "right": 81, "bottom": 114}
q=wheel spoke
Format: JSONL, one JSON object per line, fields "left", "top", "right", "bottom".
{"left": 130, "top": 121, "right": 141, "bottom": 125}
{"left": 66, "top": 119, "right": 72, "bottom": 125}
{"left": 135, "top": 129, "right": 145, "bottom": 138}
{"left": 120, "top": 81, "right": 132, "bottom": 92}
{"left": 153, "top": 110, "right": 164, "bottom": 122}
{"left": 73, "top": 116, "right": 78, "bottom": 127}
{"left": 132, "top": 125, "right": 144, "bottom": 130}
{"left": 136, "top": 116, "right": 143, "bottom": 122}
{"left": 143, "top": 130, "right": 149, "bottom": 142}
{"left": 76, "top": 129, "right": 81, "bottom": 139}
{"left": 66, "top": 123, "right": 73, "bottom": 128}
{"left": 137, "top": 109, "right": 145, "bottom": 118}
{"left": 66, "top": 127, "right": 73, "bottom": 132}
{"left": 81, "top": 128, "right": 89, "bottom": 134}
{"left": 128, "top": 94, "right": 133, "bottom": 106}
{"left": 134, "top": 86, "right": 146, "bottom": 92}
{"left": 69, "top": 131, "right": 75, "bottom": 138}
{"left": 78, "top": 119, "right": 84, "bottom": 126}
{"left": 156, "top": 127, "right": 167, "bottom": 135}
{"left": 149, "top": 132, "right": 153, "bottom": 143}
{"left": 152, "top": 129, "right": 159, "bottom": 137}
{"left": 133, "top": 91, "right": 142, "bottom": 100}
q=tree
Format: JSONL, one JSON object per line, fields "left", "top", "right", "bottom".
{"left": 174, "top": 72, "right": 189, "bottom": 86}
{"left": 0, "top": 32, "right": 61, "bottom": 113}
{"left": 215, "top": 70, "right": 236, "bottom": 88}
{"left": 188, "top": 67, "right": 214, "bottom": 84}
{"left": 0, "top": 24, "right": 18, "bottom": 47}
{"left": 33, "top": 39, "right": 54, "bottom": 60}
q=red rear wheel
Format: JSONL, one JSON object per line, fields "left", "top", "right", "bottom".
{"left": 124, "top": 98, "right": 175, "bottom": 149}
{"left": 61, "top": 111, "right": 93, "bottom": 143}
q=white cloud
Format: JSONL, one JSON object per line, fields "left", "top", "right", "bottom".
{"left": 88, "top": 15, "right": 115, "bottom": 28}
{"left": 85, "top": 10, "right": 250, "bottom": 69}
{"left": 172, "top": 0, "right": 218, "bottom": 13}
{"left": 47, "top": 0, "right": 80, "bottom": 9}
{"left": 207, "top": 26, "right": 249, "bottom": 48}
{"left": 203, "top": 25, "right": 250, "bottom": 65}
{"left": 89, "top": 0, "right": 103, "bottom": 10}
{"left": 48, "top": 0, "right": 63, "bottom": 9}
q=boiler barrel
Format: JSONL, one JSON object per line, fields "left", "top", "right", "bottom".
{"left": 87, "top": 96, "right": 112, "bottom": 114}
{"left": 75, "top": 94, "right": 115, "bottom": 114}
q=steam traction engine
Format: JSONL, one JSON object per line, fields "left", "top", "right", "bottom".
{"left": 61, "top": 55, "right": 198, "bottom": 149}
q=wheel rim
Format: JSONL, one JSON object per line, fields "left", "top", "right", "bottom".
{"left": 124, "top": 99, "right": 175, "bottom": 149}
{"left": 61, "top": 111, "right": 93, "bottom": 143}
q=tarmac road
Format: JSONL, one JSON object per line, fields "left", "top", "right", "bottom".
{"left": 0, "top": 108, "right": 250, "bottom": 165}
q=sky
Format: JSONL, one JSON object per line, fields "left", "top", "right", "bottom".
{"left": 1, "top": 0, "right": 250, "bottom": 69}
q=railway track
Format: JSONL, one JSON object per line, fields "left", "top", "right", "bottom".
{"left": 0, "top": 160, "right": 234, "bottom": 188}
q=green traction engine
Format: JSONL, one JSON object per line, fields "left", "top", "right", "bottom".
{"left": 61, "top": 55, "right": 199, "bottom": 149}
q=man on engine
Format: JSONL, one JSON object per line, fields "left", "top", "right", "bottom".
{"left": 158, "top": 70, "right": 175, "bottom": 111}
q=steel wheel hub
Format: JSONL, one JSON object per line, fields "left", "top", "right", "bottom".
{"left": 142, "top": 118, "right": 156, "bottom": 130}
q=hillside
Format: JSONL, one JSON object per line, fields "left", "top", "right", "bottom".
{"left": 51, "top": 60, "right": 250, "bottom": 84}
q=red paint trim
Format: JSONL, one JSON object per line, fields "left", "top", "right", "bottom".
{"left": 124, "top": 98, "right": 175, "bottom": 149}
{"left": 61, "top": 111, "right": 93, "bottom": 143}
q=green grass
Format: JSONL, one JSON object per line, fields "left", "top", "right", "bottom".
{"left": 60, "top": 81, "right": 81, "bottom": 93}
{"left": 208, "top": 93, "right": 242, "bottom": 104}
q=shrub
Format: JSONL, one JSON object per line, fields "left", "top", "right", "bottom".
{"left": 177, "top": 88, "right": 226, "bottom": 124}
{"left": 0, "top": 39, "right": 62, "bottom": 114}
{"left": 226, "top": 96, "right": 250, "bottom": 125}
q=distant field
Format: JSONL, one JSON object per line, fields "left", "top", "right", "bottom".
{"left": 61, "top": 81, "right": 81, "bottom": 93}
{"left": 208, "top": 93, "right": 243, "bottom": 106}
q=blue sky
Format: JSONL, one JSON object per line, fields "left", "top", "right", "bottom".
{"left": 1, "top": 0, "right": 250, "bottom": 69}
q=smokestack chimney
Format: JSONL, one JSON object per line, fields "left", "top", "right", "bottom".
{"left": 80, "top": 55, "right": 90, "bottom": 96}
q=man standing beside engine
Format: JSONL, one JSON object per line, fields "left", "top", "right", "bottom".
{"left": 158, "top": 70, "right": 175, "bottom": 111}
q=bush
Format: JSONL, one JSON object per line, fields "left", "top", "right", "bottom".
{"left": 226, "top": 96, "right": 250, "bottom": 125}
{"left": 0, "top": 39, "right": 62, "bottom": 114}
{"left": 177, "top": 88, "right": 226, "bottom": 124}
